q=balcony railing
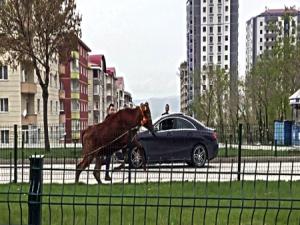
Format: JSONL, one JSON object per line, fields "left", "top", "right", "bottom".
{"left": 21, "top": 82, "right": 37, "bottom": 94}
{"left": 21, "top": 114, "right": 37, "bottom": 126}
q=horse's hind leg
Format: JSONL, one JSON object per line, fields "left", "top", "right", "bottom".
{"left": 75, "top": 156, "right": 93, "bottom": 183}
{"left": 93, "top": 156, "right": 103, "bottom": 184}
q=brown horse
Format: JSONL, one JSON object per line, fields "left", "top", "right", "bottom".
{"left": 75, "top": 102, "right": 155, "bottom": 183}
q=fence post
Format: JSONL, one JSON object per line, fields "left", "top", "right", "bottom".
{"left": 274, "top": 139, "right": 277, "bottom": 157}
{"left": 28, "top": 155, "right": 44, "bottom": 225}
{"left": 13, "top": 124, "right": 18, "bottom": 183}
{"left": 237, "top": 124, "right": 242, "bottom": 181}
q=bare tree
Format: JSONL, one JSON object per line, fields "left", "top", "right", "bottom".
{"left": 0, "top": 0, "right": 81, "bottom": 151}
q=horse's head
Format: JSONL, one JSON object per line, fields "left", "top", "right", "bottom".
{"left": 139, "top": 102, "right": 156, "bottom": 136}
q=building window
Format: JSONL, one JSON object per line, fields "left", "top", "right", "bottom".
{"left": 203, "top": 36, "right": 206, "bottom": 42}
{"left": 218, "top": 36, "right": 221, "bottom": 42}
{"left": 209, "top": 36, "right": 213, "bottom": 43}
{"left": 225, "top": 6, "right": 228, "bottom": 11}
{"left": 56, "top": 101, "right": 58, "bottom": 113}
{"left": 203, "top": 26, "right": 206, "bottom": 32}
{"left": 202, "top": 65, "right": 207, "bottom": 71}
{"left": 225, "top": 65, "right": 228, "bottom": 70}
{"left": 209, "top": 7, "right": 213, "bottom": 14}
{"left": 0, "top": 66, "right": 8, "bottom": 80}
{"left": 209, "top": 46, "right": 213, "bottom": 52}
{"left": 203, "top": 46, "right": 206, "bottom": 52}
{"left": 225, "top": 25, "right": 228, "bottom": 32}
{"left": 209, "top": 56, "right": 213, "bottom": 62}
{"left": 260, "top": 38, "right": 263, "bottom": 42}
{"left": 209, "top": 26, "right": 213, "bottom": 33}
{"left": 218, "top": 16, "right": 221, "bottom": 23}
{"left": 0, "top": 98, "right": 8, "bottom": 112}
{"left": 60, "top": 101, "right": 64, "bottom": 112}
{"left": 218, "top": 55, "right": 221, "bottom": 62}
{"left": 218, "top": 26, "right": 221, "bottom": 33}
{"left": 260, "top": 21, "right": 263, "bottom": 26}
{"left": 225, "top": 55, "right": 228, "bottom": 60}
{"left": 203, "top": 56, "right": 206, "bottom": 61}
{"left": 225, "top": 35, "right": 228, "bottom": 41}
{"left": 50, "top": 100, "right": 53, "bottom": 113}
{"left": 203, "top": 7, "right": 206, "bottom": 13}
{"left": 218, "top": 46, "right": 221, "bottom": 52}
{"left": 1, "top": 130, "right": 9, "bottom": 144}
{"left": 71, "top": 100, "right": 80, "bottom": 111}
{"left": 225, "top": 16, "right": 229, "bottom": 22}
{"left": 203, "top": 75, "right": 206, "bottom": 81}
{"left": 37, "top": 99, "right": 40, "bottom": 113}
{"left": 203, "top": 17, "right": 206, "bottom": 23}
{"left": 260, "top": 46, "right": 263, "bottom": 51}
{"left": 209, "top": 16, "right": 213, "bottom": 23}
{"left": 260, "top": 30, "right": 263, "bottom": 34}
{"left": 202, "top": 85, "right": 206, "bottom": 91}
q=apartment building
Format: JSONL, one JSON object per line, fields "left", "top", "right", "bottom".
{"left": 106, "top": 67, "right": 117, "bottom": 111}
{"left": 0, "top": 60, "right": 60, "bottom": 144}
{"left": 124, "top": 91, "right": 134, "bottom": 108}
{"left": 115, "top": 77, "right": 125, "bottom": 110}
{"left": 179, "top": 61, "right": 189, "bottom": 114}
{"left": 59, "top": 39, "right": 91, "bottom": 142}
{"left": 88, "top": 54, "right": 107, "bottom": 124}
{"left": 186, "top": 0, "right": 238, "bottom": 103}
{"left": 246, "top": 8, "right": 300, "bottom": 73}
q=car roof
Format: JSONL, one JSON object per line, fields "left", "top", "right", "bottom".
{"left": 155, "top": 113, "right": 206, "bottom": 129}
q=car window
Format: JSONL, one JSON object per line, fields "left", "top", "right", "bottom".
{"left": 174, "top": 118, "right": 195, "bottom": 129}
{"left": 157, "top": 118, "right": 175, "bottom": 131}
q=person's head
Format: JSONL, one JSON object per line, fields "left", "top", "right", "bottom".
{"left": 165, "top": 104, "right": 169, "bottom": 113}
{"left": 107, "top": 103, "right": 115, "bottom": 115}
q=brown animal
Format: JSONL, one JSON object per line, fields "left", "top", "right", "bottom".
{"left": 75, "top": 102, "right": 155, "bottom": 183}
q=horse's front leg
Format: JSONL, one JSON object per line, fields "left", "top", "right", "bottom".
{"left": 93, "top": 155, "right": 103, "bottom": 184}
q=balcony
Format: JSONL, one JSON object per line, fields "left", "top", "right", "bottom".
{"left": 71, "top": 111, "right": 80, "bottom": 119}
{"left": 93, "top": 78, "right": 100, "bottom": 85}
{"left": 59, "top": 65, "right": 66, "bottom": 75}
{"left": 71, "top": 71, "right": 79, "bottom": 79}
{"left": 59, "top": 90, "right": 65, "bottom": 99}
{"left": 59, "top": 113, "right": 65, "bottom": 124}
{"left": 21, "top": 82, "right": 37, "bottom": 94}
{"left": 71, "top": 51, "right": 79, "bottom": 59}
{"left": 22, "top": 114, "right": 37, "bottom": 126}
{"left": 72, "top": 131, "right": 80, "bottom": 140}
{"left": 265, "top": 41, "right": 276, "bottom": 47}
{"left": 71, "top": 91, "right": 80, "bottom": 99}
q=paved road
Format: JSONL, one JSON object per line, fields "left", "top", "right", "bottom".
{"left": 1, "top": 162, "right": 300, "bottom": 184}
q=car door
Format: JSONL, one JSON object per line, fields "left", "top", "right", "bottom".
{"left": 170, "top": 117, "right": 197, "bottom": 160}
{"left": 142, "top": 118, "right": 175, "bottom": 162}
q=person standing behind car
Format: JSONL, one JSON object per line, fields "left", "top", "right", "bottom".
{"left": 162, "top": 104, "right": 170, "bottom": 116}
{"left": 104, "top": 103, "right": 116, "bottom": 181}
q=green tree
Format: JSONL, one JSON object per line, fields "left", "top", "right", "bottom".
{"left": 0, "top": 0, "right": 81, "bottom": 151}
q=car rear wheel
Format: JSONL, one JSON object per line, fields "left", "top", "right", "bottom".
{"left": 191, "top": 144, "right": 207, "bottom": 167}
{"left": 129, "top": 147, "right": 144, "bottom": 169}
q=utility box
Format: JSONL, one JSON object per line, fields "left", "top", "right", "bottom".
{"left": 274, "top": 120, "right": 292, "bottom": 146}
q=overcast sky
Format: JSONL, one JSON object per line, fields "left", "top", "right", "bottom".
{"left": 77, "top": 0, "right": 299, "bottom": 100}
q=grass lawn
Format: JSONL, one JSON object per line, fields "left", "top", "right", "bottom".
{"left": 0, "top": 148, "right": 82, "bottom": 160}
{"left": 218, "top": 148, "right": 300, "bottom": 158}
{"left": 0, "top": 181, "right": 299, "bottom": 225}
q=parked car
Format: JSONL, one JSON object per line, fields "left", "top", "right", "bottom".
{"left": 128, "top": 113, "right": 218, "bottom": 168}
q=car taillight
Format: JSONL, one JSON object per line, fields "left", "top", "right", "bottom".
{"left": 212, "top": 131, "right": 217, "bottom": 140}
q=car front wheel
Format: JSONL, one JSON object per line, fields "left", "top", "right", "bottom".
{"left": 129, "top": 147, "right": 144, "bottom": 169}
{"left": 191, "top": 144, "right": 207, "bottom": 167}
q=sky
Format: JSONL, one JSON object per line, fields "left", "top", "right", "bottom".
{"left": 77, "top": 0, "right": 299, "bottom": 100}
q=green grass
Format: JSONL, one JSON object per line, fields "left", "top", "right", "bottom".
{"left": 0, "top": 148, "right": 82, "bottom": 159}
{"left": 0, "top": 181, "right": 300, "bottom": 225}
{"left": 218, "top": 148, "right": 300, "bottom": 158}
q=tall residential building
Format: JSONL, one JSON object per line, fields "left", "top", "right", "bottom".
{"left": 246, "top": 8, "right": 300, "bottom": 73}
{"left": 59, "top": 39, "right": 91, "bottom": 142}
{"left": 0, "top": 61, "right": 61, "bottom": 145}
{"left": 186, "top": 0, "right": 238, "bottom": 102}
{"left": 179, "top": 61, "right": 189, "bottom": 114}
{"left": 88, "top": 54, "right": 107, "bottom": 124}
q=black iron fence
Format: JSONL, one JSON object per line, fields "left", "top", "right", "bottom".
{"left": 0, "top": 123, "right": 300, "bottom": 224}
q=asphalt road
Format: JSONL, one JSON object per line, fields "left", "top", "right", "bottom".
{"left": 1, "top": 162, "right": 300, "bottom": 184}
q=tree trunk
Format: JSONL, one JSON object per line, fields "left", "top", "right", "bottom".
{"left": 42, "top": 87, "right": 50, "bottom": 151}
